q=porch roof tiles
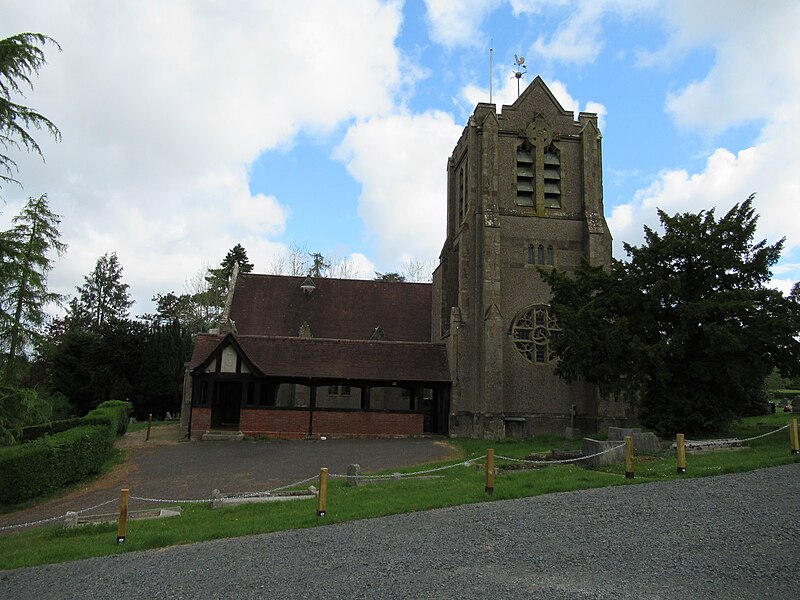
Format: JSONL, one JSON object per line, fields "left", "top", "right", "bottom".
{"left": 190, "top": 334, "right": 451, "bottom": 384}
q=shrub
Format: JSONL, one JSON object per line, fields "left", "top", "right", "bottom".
{"left": 0, "top": 425, "right": 115, "bottom": 504}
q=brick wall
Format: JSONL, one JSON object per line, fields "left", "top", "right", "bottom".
{"left": 239, "top": 408, "right": 423, "bottom": 439}
{"left": 240, "top": 409, "right": 309, "bottom": 439}
{"left": 190, "top": 407, "right": 211, "bottom": 440}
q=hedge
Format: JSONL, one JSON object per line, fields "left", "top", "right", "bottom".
{"left": 19, "top": 399, "right": 133, "bottom": 443}
{"left": 1, "top": 400, "right": 133, "bottom": 504}
{"left": 86, "top": 400, "right": 133, "bottom": 436}
{"left": 0, "top": 425, "right": 115, "bottom": 505}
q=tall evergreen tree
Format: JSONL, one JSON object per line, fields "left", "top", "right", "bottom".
{"left": 72, "top": 252, "right": 133, "bottom": 329}
{"left": 0, "top": 33, "right": 61, "bottom": 191}
{"left": 0, "top": 194, "right": 66, "bottom": 382}
{"left": 542, "top": 196, "right": 800, "bottom": 436}
{"left": 201, "top": 244, "right": 254, "bottom": 325}
{"left": 308, "top": 252, "right": 330, "bottom": 278}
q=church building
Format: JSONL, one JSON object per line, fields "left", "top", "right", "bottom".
{"left": 181, "top": 77, "right": 627, "bottom": 440}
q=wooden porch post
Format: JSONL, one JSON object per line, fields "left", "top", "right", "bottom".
{"left": 361, "top": 386, "right": 371, "bottom": 411}
{"left": 307, "top": 381, "right": 317, "bottom": 438}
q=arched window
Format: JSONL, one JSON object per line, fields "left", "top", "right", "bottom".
{"left": 537, "top": 244, "right": 545, "bottom": 264}
{"left": 527, "top": 244, "right": 535, "bottom": 264}
{"left": 546, "top": 245, "right": 554, "bottom": 266}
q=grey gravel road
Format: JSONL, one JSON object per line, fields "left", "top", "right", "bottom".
{"left": 2, "top": 463, "right": 798, "bottom": 599}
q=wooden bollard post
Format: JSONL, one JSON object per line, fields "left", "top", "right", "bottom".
{"left": 317, "top": 467, "right": 328, "bottom": 517}
{"left": 117, "top": 488, "right": 129, "bottom": 544}
{"left": 145, "top": 413, "right": 153, "bottom": 442}
{"left": 676, "top": 433, "right": 687, "bottom": 474}
{"left": 624, "top": 436, "right": 634, "bottom": 479}
{"left": 485, "top": 448, "right": 495, "bottom": 495}
{"left": 790, "top": 418, "right": 799, "bottom": 455}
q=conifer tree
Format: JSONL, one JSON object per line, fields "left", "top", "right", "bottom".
{"left": 72, "top": 252, "right": 133, "bottom": 329}
{"left": 0, "top": 33, "right": 61, "bottom": 190}
{"left": 543, "top": 196, "right": 800, "bottom": 436}
{"left": 0, "top": 194, "right": 66, "bottom": 382}
{"left": 201, "top": 244, "right": 254, "bottom": 324}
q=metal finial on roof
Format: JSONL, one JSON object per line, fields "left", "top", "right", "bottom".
{"left": 513, "top": 54, "right": 527, "bottom": 97}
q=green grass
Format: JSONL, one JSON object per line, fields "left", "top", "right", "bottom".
{"left": 1, "top": 413, "right": 797, "bottom": 570}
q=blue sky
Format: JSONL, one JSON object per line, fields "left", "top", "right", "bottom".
{"left": 2, "top": 0, "right": 799, "bottom": 315}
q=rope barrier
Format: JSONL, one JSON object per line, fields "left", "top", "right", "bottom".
{"left": 1, "top": 423, "right": 791, "bottom": 532}
{"left": 0, "top": 498, "right": 117, "bottom": 532}
{"left": 0, "top": 513, "right": 65, "bottom": 532}
{"left": 737, "top": 423, "right": 789, "bottom": 443}
{"left": 495, "top": 443, "right": 626, "bottom": 466}
{"left": 327, "top": 455, "right": 486, "bottom": 480}
{"left": 686, "top": 423, "right": 789, "bottom": 447}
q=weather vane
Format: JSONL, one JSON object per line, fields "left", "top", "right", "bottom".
{"left": 512, "top": 54, "right": 527, "bottom": 97}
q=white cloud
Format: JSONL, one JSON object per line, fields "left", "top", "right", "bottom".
{"left": 664, "top": 2, "right": 800, "bottom": 134}
{"left": 530, "top": 2, "right": 606, "bottom": 64}
{"left": 334, "top": 111, "right": 463, "bottom": 266}
{"left": 612, "top": 1, "right": 800, "bottom": 289}
{"left": 347, "top": 253, "right": 378, "bottom": 279}
{"left": 0, "top": 0, "right": 405, "bottom": 313}
{"left": 522, "top": 0, "right": 657, "bottom": 65}
{"left": 423, "top": 0, "right": 503, "bottom": 48}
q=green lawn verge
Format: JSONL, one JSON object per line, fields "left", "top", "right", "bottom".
{"left": 1, "top": 413, "right": 797, "bottom": 570}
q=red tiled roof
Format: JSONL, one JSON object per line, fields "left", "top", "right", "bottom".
{"left": 190, "top": 334, "right": 451, "bottom": 383}
{"left": 189, "top": 333, "right": 225, "bottom": 369}
{"left": 228, "top": 274, "right": 432, "bottom": 342}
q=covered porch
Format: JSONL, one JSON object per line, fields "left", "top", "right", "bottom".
{"left": 185, "top": 334, "right": 451, "bottom": 440}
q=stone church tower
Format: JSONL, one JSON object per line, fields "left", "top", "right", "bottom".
{"left": 432, "top": 77, "right": 624, "bottom": 438}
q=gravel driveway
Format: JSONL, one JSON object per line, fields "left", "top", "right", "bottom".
{"left": 2, "top": 463, "right": 797, "bottom": 599}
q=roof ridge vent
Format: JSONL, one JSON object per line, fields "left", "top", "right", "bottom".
{"left": 370, "top": 325, "right": 389, "bottom": 341}
{"left": 300, "top": 276, "right": 317, "bottom": 294}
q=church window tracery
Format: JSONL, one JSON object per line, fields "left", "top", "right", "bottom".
{"left": 511, "top": 305, "right": 560, "bottom": 364}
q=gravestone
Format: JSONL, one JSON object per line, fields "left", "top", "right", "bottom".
{"left": 346, "top": 464, "right": 362, "bottom": 487}
{"left": 581, "top": 439, "right": 625, "bottom": 466}
{"left": 608, "top": 426, "right": 661, "bottom": 453}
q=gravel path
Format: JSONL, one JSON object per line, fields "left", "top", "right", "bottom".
{"left": 2, "top": 463, "right": 798, "bottom": 599}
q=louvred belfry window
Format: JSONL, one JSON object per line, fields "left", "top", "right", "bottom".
{"left": 543, "top": 147, "right": 561, "bottom": 209}
{"left": 516, "top": 145, "right": 534, "bottom": 206}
